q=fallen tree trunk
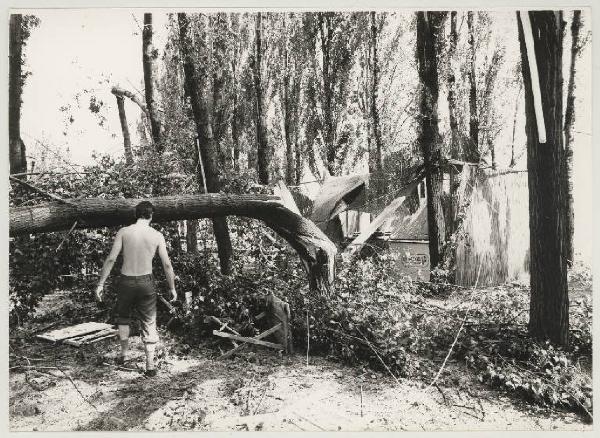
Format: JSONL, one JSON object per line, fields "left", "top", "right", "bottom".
{"left": 10, "top": 194, "right": 337, "bottom": 295}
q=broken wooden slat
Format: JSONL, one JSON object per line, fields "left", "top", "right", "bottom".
{"left": 205, "top": 315, "right": 241, "bottom": 336}
{"left": 213, "top": 329, "right": 283, "bottom": 350}
{"left": 36, "top": 322, "right": 114, "bottom": 343}
{"left": 219, "top": 323, "right": 283, "bottom": 359}
{"left": 343, "top": 196, "right": 407, "bottom": 256}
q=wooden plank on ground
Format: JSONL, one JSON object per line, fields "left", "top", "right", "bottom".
{"left": 213, "top": 329, "right": 284, "bottom": 350}
{"left": 36, "top": 322, "right": 114, "bottom": 343}
{"left": 63, "top": 327, "right": 117, "bottom": 346}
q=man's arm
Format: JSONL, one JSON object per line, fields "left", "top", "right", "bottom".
{"left": 158, "top": 234, "right": 177, "bottom": 301}
{"left": 95, "top": 229, "right": 124, "bottom": 301}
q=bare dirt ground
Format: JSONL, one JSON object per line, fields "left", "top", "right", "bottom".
{"left": 9, "top": 313, "right": 590, "bottom": 432}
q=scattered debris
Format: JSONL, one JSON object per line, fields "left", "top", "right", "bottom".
{"left": 36, "top": 322, "right": 117, "bottom": 346}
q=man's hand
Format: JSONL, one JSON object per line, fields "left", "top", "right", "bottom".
{"left": 169, "top": 288, "right": 177, "bottom": 303}
{"left": 95, "top": 284, "right": 104, "bottom": 302}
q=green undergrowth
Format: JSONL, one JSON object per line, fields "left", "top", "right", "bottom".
{"left": 160, "top": 250, "right": 592, "bottom": 421}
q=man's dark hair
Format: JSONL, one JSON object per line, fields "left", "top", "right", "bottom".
{"left": 135, "top": 201, "right": 154, "bottom": 220}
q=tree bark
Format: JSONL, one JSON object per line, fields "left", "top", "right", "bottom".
{"left": 447, "top": 11, "right": 459, "bottom": 236}
{"left": 10, "top": 194, "right": 337, "bottom": 295}
{"left": 9, "top": 14, "right": 27, "bottom": 176}
{"left": 113, "top": 95, "right": 134, "bottom": 164}
{"left": 509, "top": 78, "right": 522, "bottom": 168}
{"left": 230, "top": 14, "right": 242, "bottom": 173}
{"left": 466, "top": 12, "right": 480, "bottom": 163}
{"left": 253, "top": 12, "right": 270, "bottom": 185}
{"left": 416, "top": 11, "right": 446, "bottom": 269}
{"left": 186, "top": 219, "right": 198, "bottom": 254}
{"left": 517, "top": 11, "right": 569, "bottom": 346}
{"left": 281, "top": 16, "right": 295, "bottom": 186}
{"left": 318, "top": 13, "right": 337, "bottom": 175}
{"left": 143, "top": 13, "right": 162, "bottom": 150}
{"left": 178, "top": 13, "right": 234, "bottom": 275}
{"left": 369, "top": 12, "right": 383, "bottom": 175}
{"left": 563, "top": 10, "right": 582, "bottom": 267}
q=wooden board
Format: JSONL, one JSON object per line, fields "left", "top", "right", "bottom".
{"left": 63, "top": 327, "right": 118, "bottom": 347}
{"left": 219, "top": 323, "right": 283, "bottom": 360}
{"left": 212, "top": 330, "right": 283, "bottom": 350}
{"left": 36, "top": 322, "right": 114, "bottom": 343}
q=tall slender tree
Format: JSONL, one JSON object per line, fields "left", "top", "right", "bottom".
{"left": 178, "top": 13, "right": 234, "bottom": 275}
{"left": 278, "top": 13, "right": 305, "bottom": 185}
{"left": 113, "top": 94, "right": 134, "bottom": 164}
{"left": 143, "top": 13, "right": 163, "bottom": 150}
{"left": 517, "top": 10, "right": 569, "bottom": 346}
{"left": 563, "top": 10, "right": 582, "bottom": 266}
{"left": 465, "top": 11, "right": 480, "bottom": 163}
{"left": 368, "top": 12, "right": 384, "bottom": 174}
{"left": 416, "top": 11, "right": 446, "bottom": 269}
{"left": 304, "top": 12, "right": 360, "bottom": 175}
{"left": 252, "top": 12, "right": 270, "bottom": 185}
{"left": 9, "top": 14, "right": 27, "bottom": 176}
{"left": 446, "top": 11, "right": 459, "bottom": 235}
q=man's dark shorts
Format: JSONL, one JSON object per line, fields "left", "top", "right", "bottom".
{"left": 115, "top": 274, "right": 158, "bottom": 344}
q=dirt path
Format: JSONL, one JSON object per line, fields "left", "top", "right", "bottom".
{"left": 9, "top": 333, "right": 589, "bottom": 432}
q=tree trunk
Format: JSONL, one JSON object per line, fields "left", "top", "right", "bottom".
{"left": 186, "top": 219, "right": 198, "bottom": 254}
{"left": 517, "top": 11, "right": 569, "bottom": 346}
{"left": 466, "top": 12, "right": 480, "bottom": 163}
{"left": 447, "top": 11, "right": 459, "bottom": 235}
{"left": 563, "top": 10, "right": 582, "bottom": 267}
{"left": 114, "top": 95, "right": 134, "bottom": 164}
{"left": 489, "top": 138, "right": 496, "bottom": 170}
{"left": 143, "top": 13, "right": 162, "bottom": 150}
{"left": 318, "top": 13, "right": 337, "bottom": 175}
{"left": 178, "top": 12, "right": 234, "bottom": 275}
{"left": 231, "top": 94, "right": 241, "bottom": 172}
{"left": 416, "top": 11, "right": 446, "bottom": 269}
{"left": 230, "top": 14, "right": 242, "bottom": 173}
{"left": 253, "top": 12, "right": 270, "bottom": 185}
{"left": 281, "top": 16, "right": 295, "bottom": 186}
{"left": 10, "top": 194, "right": 337, "bottom": 295}
{"left": 370, "top": 12, "right": 383, "bottom": 175}
{"left": 9, "top": 14, "right": 27, "bottom": 176}
{"left": 509, "top": 79, "right": 522, "bottom": 168}
{"left": 295, "top": 140, "right": 302, "bottom": 185}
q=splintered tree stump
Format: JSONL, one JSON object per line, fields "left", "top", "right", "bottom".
{"left": 265, "top": 294, "right": 294, "bottom": 354}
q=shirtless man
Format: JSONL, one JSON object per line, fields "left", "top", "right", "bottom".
{"left": 95, "top": 201, "right": 177, "bottom": 377}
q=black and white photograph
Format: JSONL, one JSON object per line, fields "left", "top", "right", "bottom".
{"left": 6, "top": 1, "right": 595, "bottom": 433}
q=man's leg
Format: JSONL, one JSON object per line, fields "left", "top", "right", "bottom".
{"left": 114, "top": 275, "right": 134, "bottom": 364}
{"left": 144, "top": 342, "right": 156, "bottom": 371}
{"left": 118, "top": 324, "right": 130, "bottom": 361}
{"left": 137, "top": 280, "right": 159, "bottom": 375}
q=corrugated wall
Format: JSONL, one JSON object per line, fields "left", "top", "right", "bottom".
{"left": 455, "top": 171, "right": 530, "bottom": 286}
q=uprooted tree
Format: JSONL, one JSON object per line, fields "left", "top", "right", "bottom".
{"left": 9, "top": 194, "right": 337, "bottom": 295}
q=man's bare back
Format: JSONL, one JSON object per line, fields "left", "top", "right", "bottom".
{"left": 120, "top": 223, "right": 163, "bottom": 276}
